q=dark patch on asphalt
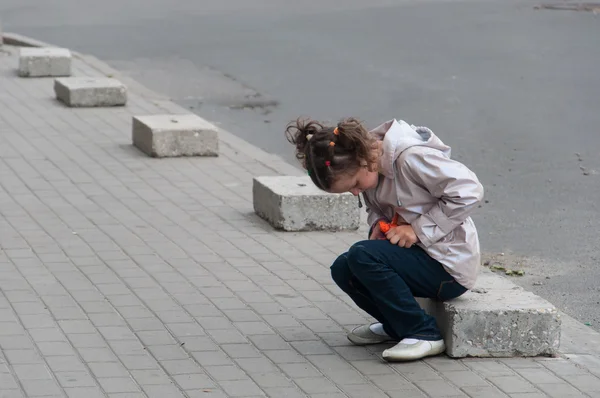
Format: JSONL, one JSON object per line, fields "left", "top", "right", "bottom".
{"left": 228, "top": 95, "right": 280, "bottom": 115}
{"left": 105, "top": 58, "right": 279, "bottom": 116}
{"left": 535, "top": 2, "right": 600, "bottom": 12}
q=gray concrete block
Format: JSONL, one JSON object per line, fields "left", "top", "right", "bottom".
{"left": 54, "top": 77, "right": 127, "bottom": 107}
{"left": 18, "top": 47, "right": 71, "bottom": 77}
{"left": 417, "top": 270, "right": 561, "bottom": 358}
{"left": 253, "top": 176, "right": 360, "bottom": 231}
{"left": 132, "top": 114, "right": 219, "bottom": 157}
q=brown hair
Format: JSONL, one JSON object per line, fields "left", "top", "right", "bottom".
{"left": 285, "top": 117, "right": 378, "bottom": 191}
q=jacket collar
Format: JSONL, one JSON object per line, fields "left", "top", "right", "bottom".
{"left": 369, "top": 119, "right": 449, "bottom": 179}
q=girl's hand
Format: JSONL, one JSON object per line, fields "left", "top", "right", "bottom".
{"left": 369, "top": 223, "right": 386, "bottom": 240}
{"left": 386, "top": 225, "right": 419, "bottom": 248}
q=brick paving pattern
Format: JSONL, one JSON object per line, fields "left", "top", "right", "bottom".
{"left": 0, "top": 44, "right": 599, "bottom": 397}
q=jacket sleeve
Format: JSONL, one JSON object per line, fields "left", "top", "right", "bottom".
{"left": 401, "top": 148, "right": 484, "bottom": 248}
{"left": 363, "top": 193, "right": 387, "bottom": 238}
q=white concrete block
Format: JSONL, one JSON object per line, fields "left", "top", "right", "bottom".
{"left": 54, "top": 77, "right": 127, "bottom": 107}
{"left": 18, "top": 47, "right": 71, "bottom": 77}
{"left": 132, "top": 114, "right": 219, "bottom": 157}
{"left": 417, "top": 270, "right": 561, "bottom": 358}
{"left": 253, "top": 176, "right": 360, "bottom": 231}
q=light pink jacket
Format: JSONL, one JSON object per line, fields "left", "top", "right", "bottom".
{"left": 363, "top": 119, "right": 484, "bottom": 289}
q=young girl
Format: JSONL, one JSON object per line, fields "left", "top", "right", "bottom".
{"left": 285, "top": 117, "right": 484, "bottom": 362}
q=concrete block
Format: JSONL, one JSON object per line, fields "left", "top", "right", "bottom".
{"left": 54, "top": 77, "right": 127, "bottom": 107}
{"left": 18, "top": 47, "right": 71, "bottom": 77}
{"left": 253, "top": 176, "right": 360, "bottom": 231}
{"left": 132, "top": 114, "right": 219, "bottom": 157}
{"left": 417, "top": 270, "right": 561, "bottom": 358}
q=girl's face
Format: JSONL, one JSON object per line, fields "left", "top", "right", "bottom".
{"left": 329, "top": 166, "right": 379, "bottom": 196}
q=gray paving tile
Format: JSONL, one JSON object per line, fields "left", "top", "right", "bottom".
{"left": 46, "top": 356, "right": 88, "bottom": 373}
{"left": 461, "top": 385, "right": 508, "bottom": 398}
{"left": 141, "top": 384, "right": 186, "bottom": 398}
{"left": 55, "top": 371, "right": 98, "bottom": 388}
{"left": 172, "top": 373, "right": 216, "bottom": 390}
{"left": 12, "top": 363, "right": 53, "bottom": 380}
{"left": 88, "top": 361, "right": 130, "bottom": 378}
{"left": 219, "top": 379, "right": 266, "bottom": 397}
{"left": 22, "top": 379, "right": 63, "bottom": 397}
{"left": 488, "top": 376, "right": 539, "bottom": 394}
{"left": 295, "top": 377, "right": 342, "bottom": 394}
{"left": 97, "top": 377, "right": 141, "bottom": 393}
{"left": 64, "top": 387, "right": 106, "bottom": 398}
{"left": 205, "top": 365, "right": 248, "bottom": 381}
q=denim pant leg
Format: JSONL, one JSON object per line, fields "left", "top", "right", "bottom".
{"left": 330, "top": 253, "right": 394, "bottom": 334}
{"left": 345, "top": 240, "right": 467, "bottom": 341}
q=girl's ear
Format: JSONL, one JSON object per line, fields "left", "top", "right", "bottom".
{"left": 365, "top": 142, "right": 381, "bottom": 172}
{"left": 359, "top": 159, "right": 377, "bottom": 173}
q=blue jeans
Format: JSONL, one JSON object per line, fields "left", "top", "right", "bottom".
{"left": 331, "top": 240, "right": 468, "bottom": 341}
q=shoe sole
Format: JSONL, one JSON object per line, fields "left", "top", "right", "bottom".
{"left": 382, "top": 344, "right": 446, "bottom": 362}
{"left": 347, "top": 333, "right": 392, "bottom": 346}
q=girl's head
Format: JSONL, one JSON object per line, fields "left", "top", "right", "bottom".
{"left": 285, "top": 117, "right": 381, "bottom": 195}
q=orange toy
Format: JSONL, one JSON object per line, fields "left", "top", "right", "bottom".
{"left": 378, "top": 213, "right": 399, "bottom": 234}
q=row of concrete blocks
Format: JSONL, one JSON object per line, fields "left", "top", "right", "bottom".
{"left": 15, "top": 47, "right": 357, "bottom": 228}
{"left": 18, "top": 47, "right": 129, "bottom": 108}
{"left": 12, "top": 44, "right": 561, "bottom": 359}
{"left": 15, "top": 47, "right": 219, "bottom": 157}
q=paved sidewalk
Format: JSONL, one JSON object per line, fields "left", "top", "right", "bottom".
{"left": 0, "top": 42, "right": 599, "bottom": 398}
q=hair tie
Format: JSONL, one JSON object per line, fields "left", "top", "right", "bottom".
{"left": 333, "top": 127, "right": 339, "bottom": 135}
{"left": 325, "top": 160, "right": 331, "bottom": 167}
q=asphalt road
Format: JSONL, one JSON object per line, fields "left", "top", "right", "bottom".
{"left": 2, "top": 0, "right": 599, "bottom": 331}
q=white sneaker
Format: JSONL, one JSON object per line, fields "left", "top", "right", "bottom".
{"left": 347, "top": 323, "right": 394, "bottom": 345}
{"left": 382, "top": 339, "right": 446, "bottom": 362}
